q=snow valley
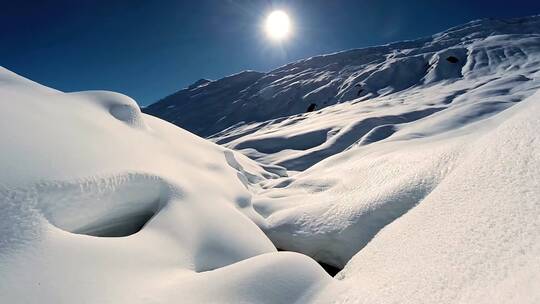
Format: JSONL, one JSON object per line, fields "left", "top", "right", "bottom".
{"left": 1, "top": 15, "right": 540, "bottom": 304}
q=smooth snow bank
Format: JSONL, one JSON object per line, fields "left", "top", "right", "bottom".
{"left": 0, "top": 67, "right": 333, "bottom": 303}
{"left": 315, "top": 90, "right": 540, "bottom": 303}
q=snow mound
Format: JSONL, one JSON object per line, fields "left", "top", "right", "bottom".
{"left": 0, "top": 66, "right": 333, "bottom": 303}
{"left": 74, "top": 91, "right": 148, "bottom": 129}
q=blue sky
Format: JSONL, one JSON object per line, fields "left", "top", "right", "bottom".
{"left": 2, "top": 0, "right": 540, "bottom": 106}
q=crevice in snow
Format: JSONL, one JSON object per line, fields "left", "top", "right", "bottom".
{"left": 318, "top": 262, "right": 342, "bottom": 277}
{"left": 224, "top": 150, "right": 264, "bottom": 186}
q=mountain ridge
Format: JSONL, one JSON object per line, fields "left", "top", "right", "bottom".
{"left": 144, "top": 15, "right": 540, "bottom": 139}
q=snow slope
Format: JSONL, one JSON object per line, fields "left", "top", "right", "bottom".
{"left": 146, "top": 15, "right": 540, "bottom": 269}
{"left": 145, "top": 15, "right": 540, "bottom": 302}
{"left": 145, "top": 15, "right": 540, "bottom": 143}
{"left": 0, "top": 67, "right": 333, "bottom": 303}
{"left": 315, "top": 90, "right": 540, "bottom": 303}
{"left": 2, "top": 15, "right": 540, "bottom": 304}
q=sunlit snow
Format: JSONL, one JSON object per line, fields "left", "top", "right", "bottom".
{"left": 1, "top": 15, "right": 540, "bottom": 304}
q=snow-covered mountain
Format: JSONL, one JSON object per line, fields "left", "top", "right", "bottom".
{"left": 145, "top": 16, "right": 540, "bottom": 140}
{"left": 1, "top": 15, "right": 540, "bottom": 304}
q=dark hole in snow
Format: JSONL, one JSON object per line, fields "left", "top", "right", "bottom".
{"left": 306, "top": 103, "right": 317, "bottom": 112}
{"left": 318, "top": 262, "right": 341, "bottom": 277}
{"left": 446, "top": 56, "right": 459, "bottom": 63}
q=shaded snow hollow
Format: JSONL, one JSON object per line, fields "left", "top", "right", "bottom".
{"left": 1, "top": 15, "right": 540, "bottom": 304}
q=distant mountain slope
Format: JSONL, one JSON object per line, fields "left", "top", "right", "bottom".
{"left": 145, "top": 15, "right": 540, "bottom": 140}
{"left": 144, "top": 71, "right": 264, "bottom": 136}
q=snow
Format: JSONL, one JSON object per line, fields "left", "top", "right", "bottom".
{"left": 317, "top": 92, "right": 540, "bottom": 303}
{"left": 0, "top": 67, "right": 332, "bottom": 303}
{"left": 145, "top": 16, "right": 540, "bottom": 140}
{"left": 2, "top": 15, "right": 540, "bottom": 304}
{"left": 170, "top": 17, "right": 540, "bottom": 271}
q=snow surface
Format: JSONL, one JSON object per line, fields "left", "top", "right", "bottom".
{"left": 145, "top": 16, "right": 540, "bottom": 140}
{"left": 147, "top": 16, "right": 540, "bottom": 272}
{"left": 0, "top": 67, "right": 332, "bottom": 303}
{"left": 315, "top": 91, "right": 540, "bottom": 303}
{"left": 2, "top": 15, "right": 540, "bottom": 304}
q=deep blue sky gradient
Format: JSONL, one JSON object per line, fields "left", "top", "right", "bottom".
{"left": 2, "top": 0, "right": 540, "bottom": 105}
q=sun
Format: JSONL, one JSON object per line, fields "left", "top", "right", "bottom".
{"left": 265, "top": 10, "right": 291, "bottom": 40}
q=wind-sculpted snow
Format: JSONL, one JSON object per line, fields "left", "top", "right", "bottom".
{"left": 0, "top": 67, "right": 333, "bottom": 303}
{"left": 2, "top": 15, "right": 540, "bottom": 304}
{"left": 213, "top": 34, "right": 540, "bottom": 171}
{"left": 150, "top": 15, "right": 539, "bottom": 301}
{"left": 317, "top": 92, "right": 540, "bottom": 303}
{"left": 28, "top": 174, "right": 167, "bottom": 238}
{"left": 231, "top": 30, "right": 540, "bottom": 271}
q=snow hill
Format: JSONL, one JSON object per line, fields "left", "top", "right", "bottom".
{"left": 0, "top": 67, "right": 333, "bottom": 303}
{"left": 1, "top": 15, "right": 540, "bottom": 304}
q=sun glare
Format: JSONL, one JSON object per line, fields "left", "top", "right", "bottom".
{"left": 265, "top": 10, "right": 291, "bottom": 41}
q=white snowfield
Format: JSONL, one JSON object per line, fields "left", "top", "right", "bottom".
{"left": 0, "top": 67, "right": 332, "bottom": 303}
{"left": 1, "top": 15, "right": 540, "bottom": 304}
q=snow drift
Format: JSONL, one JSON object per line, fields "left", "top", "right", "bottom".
{"left": 315, "top": 90, "right": 540, "bottom": 303}
{"left": 147, "top": 15, "right": 540, "bottom": 268}
{"left": 0, "top": 67, "right": 333, "bottom": 303}
{"left": 2, "top": 15, "right": 540, "bottom": 304}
